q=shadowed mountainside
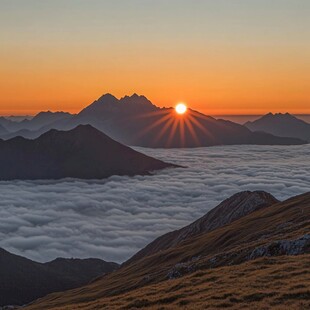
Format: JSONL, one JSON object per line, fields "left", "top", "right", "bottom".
{"left": 245, "top": 113, "right": 310, "bottom": 142}
{"left": 0, "top": 124, "right": 176, "bottom": 180}
{"left": 0, "top": 249, "right": 119, "bottom": 307}
{"left": 0, "top": 94, "right": 307, "bottom": 147}
{"left": 126, "top": 191, "right": 279, "bottom": 265}
{"left": 26, "top": 191, "right": 310, "bottom": 309}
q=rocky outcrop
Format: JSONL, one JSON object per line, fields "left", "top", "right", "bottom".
{"left": 166, "top": 235, "right": 310, "bottom": 280}
{"left": 249, "top": 234, "right": 310, "bottom": 259}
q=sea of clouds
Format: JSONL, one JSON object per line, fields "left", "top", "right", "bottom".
{"left": 0, "top": 145, "right": 309, "bottom": 263}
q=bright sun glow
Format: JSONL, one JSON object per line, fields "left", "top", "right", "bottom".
{"left": 175, "top": 103, "right": 187, "bottom": 115}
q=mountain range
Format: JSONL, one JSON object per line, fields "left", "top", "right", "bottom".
{"left": 0, "top": 249, "right": 118, "bottom": 307}
{"left": 0, "top": 94, "right": 307, "bottom": 147}
{"left": 22, "top": 190, "right": 310, "bottom": 310}
{"left": 0, "top": 125, "right": 175, "bottom": 180}
{"left": 0, "top": 111, "right": 73, "bottom": 133}
{"left": 245, "top": 112, "right": 310, "bottom": 142}
{"left": 0, "top": 124, "right": 9, "bottom": 136}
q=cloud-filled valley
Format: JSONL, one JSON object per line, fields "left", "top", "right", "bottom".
{"left": 0, "top": 145, "right": 309, "bottom": 263}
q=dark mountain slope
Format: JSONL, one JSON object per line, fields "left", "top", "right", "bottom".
{"left": 245, "top": 113, "right": 310, "bottom": 142}
{"left": 0, "top": 249, "right": 118, "bottom": 307}
{"left": 26, "top": 192, "right": 310, "bottom": 309}
{"left": 126, "top": 191, "right": 278, "bottom": 264}
{"left": 0, "top": 125, "right": 176, "bottom": 180}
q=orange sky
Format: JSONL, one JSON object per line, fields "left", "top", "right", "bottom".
{"left": 0, "top": 1, "right": 309, "bottom": 116}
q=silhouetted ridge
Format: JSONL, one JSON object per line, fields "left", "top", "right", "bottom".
{"left": 0, "top": 124, "right": 8, "bottom": 135}
{"left": 245, "top": 113, "right": 310, "bottom": 142}
{"left": 0, "top": 248, "right": 119, "bottom": 306}
{"left": 0, "top": 94, "right": 307, "bottom": 146}
{"left": 71, "top": 94, "right": 307, "bottom": 147}
{"left": 0, "top": 125, "right": 176, "bottom": 180}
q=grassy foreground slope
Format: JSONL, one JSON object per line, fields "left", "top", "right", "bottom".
{"left": 27, "top": 192, "right": 310, "bottom": 310}
{"left": 28, "top": 255, "right": 309, "bottom": 309}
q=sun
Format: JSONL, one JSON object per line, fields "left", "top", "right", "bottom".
{"left": 175, "top": 103, "right": 187, "bottom": 115}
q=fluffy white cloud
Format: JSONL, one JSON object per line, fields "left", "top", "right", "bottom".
{"left": 0, "top": 145, "right": 309, "bottom": 263}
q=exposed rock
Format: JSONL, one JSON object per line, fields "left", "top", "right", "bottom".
{"left": 167, "top": 256, "right": 200, "bottom": 279}
{"left": 127, "top": 191, "right": 278, "bottom": 264}
{"left": 249, "top": 235, "right": 310, "bottom": 259}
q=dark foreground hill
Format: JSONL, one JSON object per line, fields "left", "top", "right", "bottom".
{"left": 0, "top": 249, "right": 119, "bottom": 307}
{"left": 0, "top": 94, "right": 307, "bottom": 147}
{"left": 245, "top": 113, "right": 310, "bottom": 142}
{"left": 0, "top": 125, "right": 176, "bottom": 180}
{"left": 26, "top": 191, "right": 310, "bottom": 309}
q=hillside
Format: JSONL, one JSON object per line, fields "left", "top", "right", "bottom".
{"left": 245, "top": 113, "right": 310, "bottom": 142}
{"left": 126, "top": 191, "right": 279, "bottom": 264}
{"left": 0, "top": 125, "right": 176, "bottom": 180}
{"left": 26, "top": 191, "right": 310, "bottom": 309}
{"left": 0, "top": 249, "right": 119, "bottom": 307}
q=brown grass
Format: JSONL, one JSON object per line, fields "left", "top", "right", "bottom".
{"left": 26, "top": 193, "right": 310, "bottom": 309}
{"left": 27, "top": 255, "right": 310, "bottom": 310}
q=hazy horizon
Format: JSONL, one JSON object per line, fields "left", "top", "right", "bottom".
{"left": 1, "top": 0, "right": 309, "bottom": 115}
{"left": 2, "top": 110, "right": 310, "bottom": 125}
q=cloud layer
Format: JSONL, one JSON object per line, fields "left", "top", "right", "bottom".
{"left": 0, "top": 145, "right": 309, "bottom": 263}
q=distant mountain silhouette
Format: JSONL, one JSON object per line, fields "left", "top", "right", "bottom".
{"left": 0, "top": 124, "right": 8, "bottom": 136}
{"left": 0, "top": 248, "right": 119, "bottom": 306}
{"left": 4, "top": 115, "right": 33, "bottom": 122}
{"left": 0, "top": 128, "right": 36, "bottom": 140}
{"left": 77, "top": 93, "right": 157, "bottom": 120}
{"left": 0, "top": 125, "right": 176, "bottom": 180}
{"left": 0, "top": 116, "right": 14, "bottom": 131}
{"left": 0, "top": 111, "right": 73, "bottom": 133}
{"left": 245, "top": 113, "right": 310, "bottom": 142}
{"left": 67, "top": 94, "right": 306, "bottom": 147}
{"left": 0, "top": 95, "right": 307, "bottom": 147}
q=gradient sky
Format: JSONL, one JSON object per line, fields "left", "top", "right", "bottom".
{"left": 0, "top": 0, "right": 309, "bottom": 115}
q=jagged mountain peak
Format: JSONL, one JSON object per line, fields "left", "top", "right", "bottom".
{"left": 97, "top": 93, "right": 119, "bottom": 102}
{"left": 78, "top": 93, "right": 158, "bottom": 118}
